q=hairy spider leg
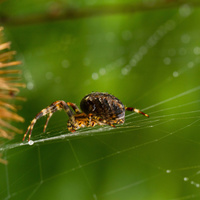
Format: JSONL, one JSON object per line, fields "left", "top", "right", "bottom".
{"left": 94, "top": 116, "right": 116, "bottom": 128}
{"left": 23, "top": 101, "right": 75, "bottom": 141}
{"left": 43, "top": 112, "right": 53, "bottom": 133}
{"left": 67, "top": 102, "right": 82, "bottom": 114}
{"left": 125, "top": 107, "right": 149, "bottom": 117}
{"left": 106, "top": 122, "right": 116, "bottom": 128}
{"left": 43, "top": 102, "right": 81, "bottom": 133}
{"left": 87, "top": 113, "right": 92, "bottom": 126}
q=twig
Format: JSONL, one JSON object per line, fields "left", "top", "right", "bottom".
{"left": 0, "top": 0, "right": 199, "bottom": 26}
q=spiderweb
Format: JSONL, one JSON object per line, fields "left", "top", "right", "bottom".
{"left": 1, "top": 3, "right": 200, "bottom": 200}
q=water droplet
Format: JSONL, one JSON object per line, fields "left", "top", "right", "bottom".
{"left": 93, "top": 194, "right": 98, "bottom": 200}
{"left": 28, "top": 140, "right": 34, "bottom": 145}
{"left": 121, "top": 67, "right": 129, "bottom": 75}
{"left": 156, "top": 29, "right": 165, "bottom": 37}
{"left": 179, "top": 4, "right": 192, "bottom": 18}
{"left": 181, "top": 34, "right": 190, "bottom": 44}
{"left": 163, "top": 57, "right": 171, "bottom": 65}
{"left": 134, "top": 54, "right": 142, "bottom": 62}
{"left": 166, "top": 169, "right": 171, "bottom": 173}
{"left": 62, "top": 59, "right": 70, "bottom": 68}
{"left": 173, "top": 71, "right": 179, "bottom": 77}
{"left": 129, "top": 58, "right": 137, "bottom": 67}
{"left": 27, "top": 82, "right": 34, "bottom": 90}
{"left": 139, "top": 46, "right": 148, "bottom": 56}
{"left": 165, "top": 20, "right": 176, "bottom": 31}
{"left": 196, "top": 183, "right": 200, "bottom": 188}
{"left": 46, "top": 72, "right": 53, "bottom": 80}
{"left": 92, "top": 73, "right": 99, "bottom": 80}
{"left": 99, "top": 68, "right": 106, "bottom": 75}
{"left": 188, "top": 62, "right": 194, "bottom": 68}
{"left": 147, "top": 36, "right": 157, "bottom": 47}
{"left": 193, "top": 47, "right": 200, "bottom": 55}
{"left": 184, "top": 177, "right": 189, "bottom": 181}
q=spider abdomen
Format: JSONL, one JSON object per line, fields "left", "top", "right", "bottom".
{"left": 80, "top": 92, "right": 125, "bottom": 122}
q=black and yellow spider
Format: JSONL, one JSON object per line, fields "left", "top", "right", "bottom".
{"left": 23, "top": 92, "right": 149, "bottom": 141}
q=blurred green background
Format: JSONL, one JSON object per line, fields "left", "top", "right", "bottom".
{"left": 1, "top": 0, "right": 200, "bottom": 200}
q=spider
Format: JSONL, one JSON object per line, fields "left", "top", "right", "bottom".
{"left": 23, "top": 92, "right": 149, "bottom": 141}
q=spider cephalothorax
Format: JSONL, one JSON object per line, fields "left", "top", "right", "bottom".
{"left": 23, "top": 92, "right": 149, "bottom": 141}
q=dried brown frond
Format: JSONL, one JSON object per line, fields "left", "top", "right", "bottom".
{"left": 0, "top": 153, "right": 8, "bottom": 165}
{"left": 0, "top": 26, "right": 26, "bottom": 142}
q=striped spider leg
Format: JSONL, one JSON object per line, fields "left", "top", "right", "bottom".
{"left": 125, "top": 107, "right": 149, "bottom": 117}
{"left": 23, "top": 101, "right": 81, "bottom": 141}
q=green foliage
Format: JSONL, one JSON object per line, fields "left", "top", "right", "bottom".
{"left": 1, "top": 1, "right": 200, "bottom": 200}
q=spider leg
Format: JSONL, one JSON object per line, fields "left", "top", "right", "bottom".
{"left": 95, "top": 117, "right": 116, "bottom": 128}
{"left": 67, "top": 102, "right": 82, "bottom": 114}
{"left": 88, "top": 113, "right": 92, "bottom": 125}
{"left": 43, "top": 112, "right": 53, "bottom": 133}
{"left": 125, "top": 107, "right": 149, "bottom": 117}
{"left": 86, "top": 113, "right": 95, "bottom": 127}
{"left": 107, "top": 123, "right": 116, "bottom": 128}
{"left": 23, "top": 100, "right": 75, "bottom": 141}
{"left": 23, "top": 110, "right": 47, "bottom": 142}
